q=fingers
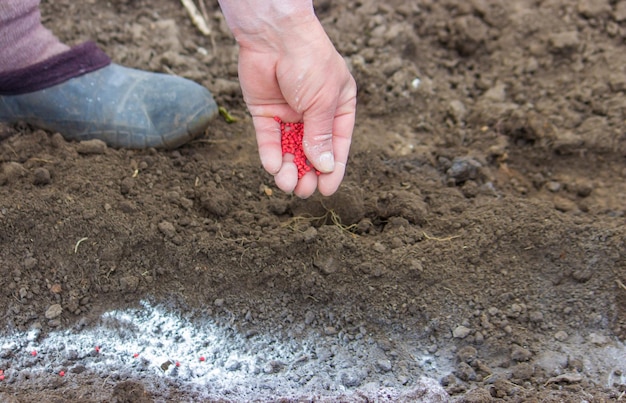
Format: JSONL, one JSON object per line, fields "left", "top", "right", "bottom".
{"left": 294, "top": 171, "right": 318, "bottom": 198}
{"left": 253, "top": 94, "right": 355, "bottom": 197}
{"left": 304, "top": 85, "right": 356, "bottom": 196}
{"left": 273, "top": 160, "right": 298, "bottom": 193}
{"left": 317, "top": 117, "right": 352, "bottom": 195}
{"left": 253, "top": 116, "right": 282, "bottom": 175}
{"left": 268, "top": 150, "right": 318, "bottom": 198}
{"left": 302, "top": 104, "right": 337, "bottom": 174}
{"left": 251, "top": 106, "right": 299, "bottom": 175}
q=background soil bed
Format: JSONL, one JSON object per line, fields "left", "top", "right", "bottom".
{"left": 1, "top": 0, "right": 625, "bottom": 401}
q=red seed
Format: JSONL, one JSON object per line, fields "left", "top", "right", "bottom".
{"left": 175, "top": 361, "right": 180, "bottom": 367}
{"left": 275, "top": 117, "right": 321, "bottom": 179}
{"left": 199, "top": 356, "right": 206, "bottom": 362}
{"left": 31, "top": 350, "right": 37, "bottom": 357}
{"left": 133, "top": 353, "right": 139, "bottom": 358}
{"left": 95, "top": 346, "right": 100, "bottom": 353}
{"left": 59, "top": 371, "right": 65, "bottom": 377}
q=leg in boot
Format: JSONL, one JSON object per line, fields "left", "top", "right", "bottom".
{"left": 0, "top": 1, "right": 217, "bottom": 149}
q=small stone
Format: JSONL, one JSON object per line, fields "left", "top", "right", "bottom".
{"left": 313, "top": 255, "right": 340, "bottom": 275}
{"left": 158, "top": 221, "right": 176, "bottom": 238}
{"left": 482, "top": 82, "right": 506, "bottom": 102}
{"left": 302, "top": 226, "right": 318, "bottom": 243}
{"left": 615, "top": 2, "right": 626, "bottom": 21}
{"left": 456, "top": 346, "right": 478, "bottom": 363}
{"left": 529, "top": 311, "right": 544, "bottom": 323}
{"left": 45, "top": 304, "right": 63, "bottom": 319}
{"left": 568, "top": 357, "right": 584, "bottom": 372}
{"left": 568, "top": 180, "right": 593, "bottom": 197}
{"left": 373, "top": 242, "right": 386, "bottom": 253}
{"left": 324, "top": 326, "right": 337, "bottom": 335}
{"left": 572, "top": 268, "right": 593, "bottom": 283}
{"left": 339, "top": 370, "right": 366, "bottom": 387}
{"left": 511, "top": 362, "right": 534, "bottom": 381}
{"left": 2, "top": 162, "right": 27, "bottom": 183}
{"left": 23, "top": 257, "right": 38, "bottom": 270}
{"left": 376, "top": 359, "right": 393, "bottom": 372}
{"left": 460, "top": 388, "right": 492, "bottom": 402}
{"left": 548, "top": 31, "right": 580, "bottom": 54}
{"left": 587, "top": 333, "right": 608, "bottom": 346}
{"left": 118, "top": 200, "right": 137, "bottom": 213}
{"left": 554, "top": 331, "right": 569, "bottom": 342}
{"left": 304, "top": 311, "right": 316, "bottom": 325}
{"left": 447, "top": 157, "right": 482, "bottom": 183}
{"left": 448, "top": 100, "right": 467, "bottom": 123}
{"left": 510, "top": 345, "right": 532, "bottom": 362}
{"left": 553, "top": 196, "right": 577, "bottom": 212}
{"left": 33, "top": 168, "right": 51, "bottom": 186}
{"left": 263, "top": 360, "right": 283, "bottom": 374}
{"left": 119, "top": 276, "right": 139, "bottom": 292}
{"left": 535, "top": 351, "right": 568, "bottom": 375}
{"left": 214, "top": 298, "right": 224, "bottom": 307}
{"left": 577, "top": 0, "right": 611, "bottom": 18}
{"left": 440, "top": 373, "right": 456, "bottom": 387}
{"left": 120, "top": 177, "right": 135, "bottom": 195}
{"left": 546, "top": 181, "right": 561, "bottom": 192}
{"left": 224, "top": 359, "right": 241, "bottom": 371}
{"left": 165, "top": 191, "right": 181, "bottom": 203}
{"left": 453, "top": 325, "right": 472, "bottom": 339}
{"left": 454, "top": 362, "right": 477, "bottom": 381}
{"left": 76, "top": 139, "right": 107, "bottom": 154}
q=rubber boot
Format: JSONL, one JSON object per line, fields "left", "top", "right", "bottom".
{"left": 0, "top": 43, "right": 218, "bottom": 149}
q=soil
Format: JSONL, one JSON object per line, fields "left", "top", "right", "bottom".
{"left": 1, "top": 0, "right": 625, "bottom": 401}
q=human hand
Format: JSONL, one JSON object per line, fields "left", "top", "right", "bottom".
{"left": 218, "top": 1, "right": 357, "bottom": 198}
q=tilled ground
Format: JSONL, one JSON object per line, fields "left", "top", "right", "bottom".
{"left": 1, "top": 0, "right": 625, "bottom": 401}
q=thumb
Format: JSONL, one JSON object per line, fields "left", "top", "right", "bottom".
{"left": 302, "top": 109, "right": 336, "bottom": 173}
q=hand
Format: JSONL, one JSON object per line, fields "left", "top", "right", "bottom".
{"left": 227, "top": 11, "right": 357, "bottom": 198}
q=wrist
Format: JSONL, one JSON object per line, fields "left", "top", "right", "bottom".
{"left": 218, "top": 0, "right": 318, "bottom": 51}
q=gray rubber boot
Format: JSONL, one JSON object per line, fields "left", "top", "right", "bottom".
{"left": 0, "top": 64, "right": 218, "bottom": 149}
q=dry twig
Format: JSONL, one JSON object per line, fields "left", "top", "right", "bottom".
{"left": 422, "top": 232, "right": 461, "bottom": 242}
{"left": 74, "top": 237, "right": 89, "bottom": 254}
{"left": 180, "top": 0, "right": 211, "bottom": 36}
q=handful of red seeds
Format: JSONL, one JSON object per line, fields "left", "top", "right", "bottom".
{"left": 274, "top": 116, "right": 321, "bottom": 179}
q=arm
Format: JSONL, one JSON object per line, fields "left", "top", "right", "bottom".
{"left": 218, "top": 0, "right": 357, "bottom": 197}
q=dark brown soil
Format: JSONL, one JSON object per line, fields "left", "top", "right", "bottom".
{"left": 1, "top": 0, "right": 625, "bottom": 401}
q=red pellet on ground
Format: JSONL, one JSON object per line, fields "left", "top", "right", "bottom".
{"left": 59, "top": 371, "right": 65, "bottom": 377}
{"left": 133, "top": 353, "right": 139, "bottom": 358}
{"left": 199, "top": 356, "right": 206, "bottom": 362}
{"left": 274, "top": 116, "right": 321, "bottom": 179}
{"left": 30, "top": 350, "right": 37, "bottom": 357}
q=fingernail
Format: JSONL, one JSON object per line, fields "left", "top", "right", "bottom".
{"left": 317, "top": 152, "right": 335, "bottom": 173}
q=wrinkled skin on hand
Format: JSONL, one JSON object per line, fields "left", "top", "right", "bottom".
{"left": 234, "top": 17, "right": 357, "bottom": 198}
